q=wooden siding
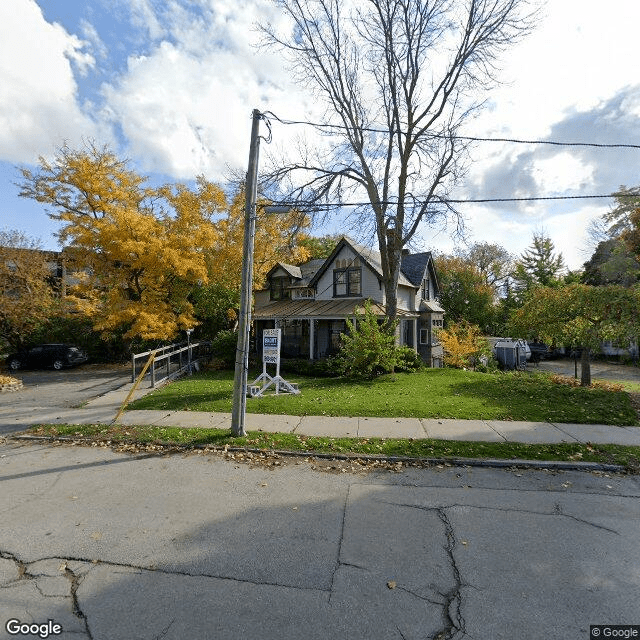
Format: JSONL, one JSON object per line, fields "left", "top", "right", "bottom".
{"left": 315, "top": 245, "right": 383, "bottom": 303}
{"left": 396, "top": 284, "right": 414, "bottom": 312}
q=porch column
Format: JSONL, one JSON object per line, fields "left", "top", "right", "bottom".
{"left": 412, "top": 318, "right": 418, "bottom": 353}
{"left": 309, "top": 318, "right": 315, "bottom": 360}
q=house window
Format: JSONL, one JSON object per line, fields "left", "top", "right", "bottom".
{"left": 421, "top": 277, "right": 430, "bottom": 300}
{"left": 420, "top": 320, "right": 430, "bottom": 345}
{"left": 333, "top": 268, "right": 361, "bottom": 297}
{"left": 329, "top": 320, "right": 346, "bottom": 352}
{"left": 270, "top": 276, "right": 290, "bottom": 301}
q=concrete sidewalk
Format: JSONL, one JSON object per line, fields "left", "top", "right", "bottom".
{"left": 11, "top": 379, "right": 637, "bottom": 447}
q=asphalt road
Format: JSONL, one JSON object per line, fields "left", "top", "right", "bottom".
{"left": 0, "top": 365, "right": 131, "bottom": 435}
{"left": 1, "top": 441, "right": 639, "bottom": 640}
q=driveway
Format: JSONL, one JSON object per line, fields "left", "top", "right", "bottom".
{"left": 0, "top": 364, "right": 131, "bottom": 435}
{"left": 534, "top": 358, "right": 640, "bottom": 383}
{"left": 1, "top": 441, "right": 639, "bottom": 640}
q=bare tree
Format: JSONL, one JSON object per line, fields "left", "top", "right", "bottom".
{"left": 456, "top": 241, "right": 514, "bottom": 291}
{"left": 260, "top": 0, "right": 537, "bottom": 321}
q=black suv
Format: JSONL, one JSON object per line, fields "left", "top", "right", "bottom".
{"left": 527, "top": 341, "right": 549, "bottom": 362}
{"left": 6, "top": 344, "right": 89, "bottom": 371}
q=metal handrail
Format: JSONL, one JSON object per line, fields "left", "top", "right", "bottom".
{"left": 131, "top": 341, "right": 210, "bottom": 387}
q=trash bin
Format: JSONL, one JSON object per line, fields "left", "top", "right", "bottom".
{"left": 493, "top": 338, "right": 529, "bottom": 371}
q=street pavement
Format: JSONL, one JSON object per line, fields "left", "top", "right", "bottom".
{"left": 1, "top": 439, "right": 639, "bottom": 640}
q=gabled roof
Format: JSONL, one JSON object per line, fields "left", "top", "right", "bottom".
{"left": 308, "top": 236, "right": 415, "bottom": 288}
{"left": 400, "top": 252, "right": 432, "bottom": 286}
{"left": 401, "top": 251, "right": 439, "bottom": 295}
{"left": 297, "top": 259, "right": 325, "bottom": 286}
{"left": 265, "top": 262, "right": 302, "bottom": 281}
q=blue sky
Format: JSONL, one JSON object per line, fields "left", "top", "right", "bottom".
{"left": 1, "top": 0, "right": 640, "bottom": 269}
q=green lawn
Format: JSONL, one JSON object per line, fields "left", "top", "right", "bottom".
{"left": 127, "top": 368, "right": 639, "bottom": 426}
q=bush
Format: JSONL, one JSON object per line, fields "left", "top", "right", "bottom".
{"left": 336, "top": 302, "right": 398, "bottom": 378}
{"left": 438, "top": 321, "right": 491, "bottom": 370}
{"left": 395, "top": 346, "right": 424, "bottom": 373}
{"left": 26, "top": 312, "right": 130, "bottom": 363}
{"left": 280, "top": 357, "right": 344, "bottom": 377}
{"left": 210, "top": 329, "right": 238, "bottom": 368}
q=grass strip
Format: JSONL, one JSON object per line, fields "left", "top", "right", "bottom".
{"left": 26, "top": 424, "right": 640, "bottom": 472}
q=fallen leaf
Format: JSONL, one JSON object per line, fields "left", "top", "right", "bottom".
{"left": 387, "top": 581, "right": 397, "bottom": 589}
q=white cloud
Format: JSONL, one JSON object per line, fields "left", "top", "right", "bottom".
{"left": 472, "top": 0, "right": 640, "bottom": 138}
{"left": 124, "top": 0, "right": 166, "bottom": 41}
{"left": 532, "top": 153, "right": 594, "bottom": 193}
{"left": 423, "top": 203, "right": 603, "bottom": 271}
{"left": 0, "top": 0, "right": 105, "bottom": 162}
{"left": 100, "top": 0, "right": 306, "bottom": 179}
{"left": 80, "top": 18, "right": 108, "bottom": 61}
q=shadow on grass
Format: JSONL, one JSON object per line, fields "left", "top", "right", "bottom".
{"left": 447, "top": 373, "right": 638, "bottom": 426}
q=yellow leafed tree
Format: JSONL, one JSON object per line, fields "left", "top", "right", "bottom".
{"left": 0, "top": 229, "right": 57, "bottom": 349}
{"left": 19, "top": 143, "right": 225, "bottom": 341}
{"left": 19, "top": 143, "right": 312, "bottom": 343}
{"left": 438, "top": 321, "right": 491, "bottom": 369}
{"left": 208, "top": 187, "right": 310, "bottom": 291}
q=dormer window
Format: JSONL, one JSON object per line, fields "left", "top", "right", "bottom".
{"left": 333, "top": 267, "right": 361, "bottom": 297}
{"left": 270, "top": 276, "right": 290, "bottom": 300}
{"left": 422, "top": 276, "right": 431, "bottom": 300}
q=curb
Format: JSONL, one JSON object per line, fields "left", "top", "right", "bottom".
{"left": 10, "top": 434, "right": 629, "bottom": 473}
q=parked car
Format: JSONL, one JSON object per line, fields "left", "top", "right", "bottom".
{"left": 6, "top": 344, "right": 89, "bottom": 371}
{"left": 527, "top": 341, "right": 550, "bottom": 362}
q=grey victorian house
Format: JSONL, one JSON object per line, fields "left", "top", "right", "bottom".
{"left": 253, "top": 237, "right": 444, "bottom": 366}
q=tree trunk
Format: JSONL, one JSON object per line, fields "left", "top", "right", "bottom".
{"left": 380, "top": 229, "right": 401, "bottom": 331}
{"left": 580, "top": 347, "right": 591, "bottom": 387}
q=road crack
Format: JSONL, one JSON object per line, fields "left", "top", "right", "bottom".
{"left": 0, "top": 549, "right": 328, "bottom": 595}
{"left": 384, "top": 499, "right": 620, "bottom": 536}
{"left": 431, "top": 508, "right": 466, "bottom": 640}
{"left": 329, "top": 484, "right": 351, "bottom": 603}
{"left": 64, "top": 566, "right": 94, "bottom": 640}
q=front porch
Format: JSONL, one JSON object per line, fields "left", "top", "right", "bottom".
{"left": 253, "top": 298, "right": 443, "bottom": 366}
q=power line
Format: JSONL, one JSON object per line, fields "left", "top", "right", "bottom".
{"left": 261, "top": 112, "right": 640, "bottom": 150}
{"left": 270, "top": 193, "right": 638, "bottom": 209}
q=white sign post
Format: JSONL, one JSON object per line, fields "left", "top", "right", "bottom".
{"left": 248, "top": 329, "right": 300, "bottom": 397}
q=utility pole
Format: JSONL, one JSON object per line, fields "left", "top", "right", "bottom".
{"left": 231, "top": 109, "right": 261, "bottom": 437}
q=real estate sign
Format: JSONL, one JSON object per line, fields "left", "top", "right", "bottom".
{"left": 262, "top": 329, "right": 281, "bottom": 366}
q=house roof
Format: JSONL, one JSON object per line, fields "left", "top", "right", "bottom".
{"left": 419, "top": 299, "right": 445, "bottom": 313}
{"left": 297, "top": 259, "right": 325, "bottom": 285}
{"left": 400, "top": 252, "right": 432, "bottom": 286}
{"left": 266, "top": 262, "right": 302, "bottom": 280}
{"left": 253, "top": 298, "right": 418, "bottom": 320}
{"left": 308, "top": 236, "right": 415, "bottom": 288}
